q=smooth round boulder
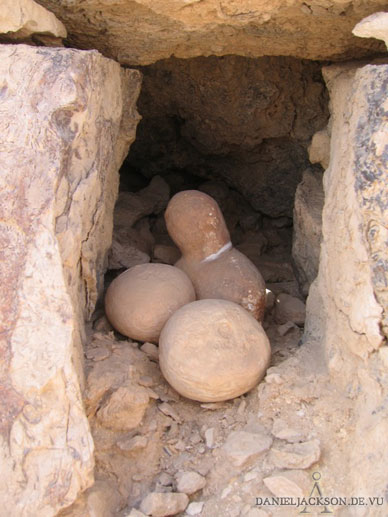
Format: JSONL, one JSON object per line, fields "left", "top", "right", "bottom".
{"left": 159, "top": 299, "right": 271, "bottom": 402}
{"left": 105, "top": 263, "right": 195, "bottom": 343}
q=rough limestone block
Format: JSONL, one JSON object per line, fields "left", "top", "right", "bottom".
{"left": 353, "top": 12, "right": 388, "bottom": 49}
{"left": 305, "top": 61, "right": 388, "bottom": 502}
{"left": 0, "top": 0, "right": 66, "bottom": 39}
{"left": 38, "top": 0, "right": 387, "bottom": 64}
{"left": 0, "top": 44, "right": 141, "bottom": 516}
{"left": 292, "top": 169, "right": 324, "bottom": 296}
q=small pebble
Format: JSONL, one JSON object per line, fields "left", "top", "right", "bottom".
{"left": 176, "top": 471, "right": 206, "bottom": 495}
{"left": 138, "top": 376, "right": 154, "bottom": 387}
{"left": 140, "top": 492, "right": 189, "bottom": 517}
{"left": 221, "top": 486, "right": 232, "bottom": 499}
{"left": 186, "top": 501, "right": 204, "bottom": 515}
{"left": 117, "top": 435, "right": 148, "bottom": 452}
{"left": 204, "top": 428, "right": 215, "bottom": 448}
{"left": 140, "top": 342, "right": 159, "bottom": 361}
{"left": 125, "top": 509, "right": 147, "bottom": 517}
{"left": 265, "top": 373, "right": 283, "bottom": 384}
{"left": 158, "top": 402, "right": 182, "bottom": 423}
{"left": 85, "top": 346, "right": 110, "bottom": 361}
{"left": 244, "top": 471, "right": 259, "bottom": 482}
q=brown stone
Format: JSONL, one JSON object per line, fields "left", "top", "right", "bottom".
{"left": 275, "top": 294, "right": 306, "bottom": 326}
{"left": 97, "top": 384, "right": 150, "bottom": 432}
{"left": 159, "top": 299, "right": 271, "bottom": 402}
{"left": 105, "top": 264, "right": 195, "bottom": 342}
{"left": 166, "top": 190, "right": 266, "bottom": 321}
{"left": 153, "top": 244, "right": 181, "bottom": 265}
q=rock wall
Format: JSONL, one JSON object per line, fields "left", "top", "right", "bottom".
{"left": 36, "top": 0, "right": 387, "bottom": 65}
{"left": 292, "top": 168, "right": 324, "bottom": 296}
{"left": 0, "top": 44, "right": 141, "bottom": 516}
{"left": 127, "top": 55, "right": 329, "bottom": 218}
{"left": 305, "top": 61, "right": 388, "bottom": 506}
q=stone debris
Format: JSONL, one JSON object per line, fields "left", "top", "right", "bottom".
{"left": 272, "top": 418, "right": 306, "bottom": 443}
{"left": 269, "top": 439, "right": 321, "bottom": 469}
{"left": 109, "top": 242, "right": 150, "bottom": 270}
{"left": 204, "top": 427, "right": 215, "bottom": 448}
{"left": 275, "top": 293, "right": 306, "bottom": 325}
{"left": 156, "top": 472, "right": 174, "bottom": 487}
{"left": 140, "top": 342, "right": 160, "bottom": 362}
{"left": 153, "top": 244, "right": 181, "bottom": 265}
{"left": 96, "top": 384, "right": 150, "bottom": 431}
{"left": 93, "top": 315, "right": 114, "bottom": 332}
{"left": 109, "top": 176, "right": 170, "bottom": 269}
{"left": 140, "top": 492, "right": 189, "bottom": 516}
{"left": 126, "top": 509, "right": 147, "bottom": 517}
{"left": 158, "top": 402, "right": 182, "bottom": 423}
{"left": 263, "top": 469, "right": 310, "bottom": 498}
{"left": 245, "top": 509, "right": 269, "bottom": 517}
{"left": 254, "top": 258, "right": 295, "bottom": 283}
{"left": 237, "top": 399, "right": 247, "bottom": 415}
{"left": 223, "top": 431, "right": 273, "bottom": 467}
{"left": 138, "top": 376, "right": 155, "bottom": 387}
{"left": 186, "top": 501, "right": 205, "bottom": 515}
{"left": 292, "top": 169, "right": 324, "bottom": 295}
{"left": 117, "top": 435, "right": 148, "bottom": 452}
{"left": 176, "top": 471, "right": 206, "bottom": 495}
{"left": 244, "top": 470, "right": 260, "bottom": 482}
{"left": 277, "top": 321, "right": 298, "bottom": 336}
{"left": 85, "top": 346, "right": 111, "bottom": 361}
{"left": 200, "top": 402, "right": 230, "bottom": 410}
{"left": 264, "top": 372, "right": 283, "bottom": 385}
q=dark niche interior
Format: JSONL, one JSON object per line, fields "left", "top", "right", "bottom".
{"left": 108, "top": 54, "right": 329, "bottom": 300}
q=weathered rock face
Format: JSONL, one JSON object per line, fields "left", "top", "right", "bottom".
{"left": 0, "top": 0, "right": 66, "bottom": 37}
{"left": 0, "top": 0, "right": 66, "bottom": 45}
{"left": 292, "top": 168, "right": 324, "bottom": 296}
{"left": 353, "top": 11, "right": 388, "bottom": 49}
{"left": 127, "top": 55, "right": 329, "bottom": 217}
{"left": 36, "top": 0, "right": 387, "bottom": 65}
{"left": 305, "top": 60, "right": 388, "bottom": 502}
{"left": 0, "top": 44, "right": 141, "bottom": 515}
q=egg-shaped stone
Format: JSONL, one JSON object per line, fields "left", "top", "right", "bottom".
{"left": 159, "top": 299, "right": 271, "bottom": 402}
{"left": 105, "top": 263, "right": 195, "bottom": 343}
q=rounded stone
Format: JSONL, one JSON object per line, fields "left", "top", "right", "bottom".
{"left": 159, "top": 299, "right": 271, "bottom": 402}
{"left": 105, "top": 264, "right": 195, "bottom": 343}
{"left": 165, "top": 190, "right": 266, "bottom": 321}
